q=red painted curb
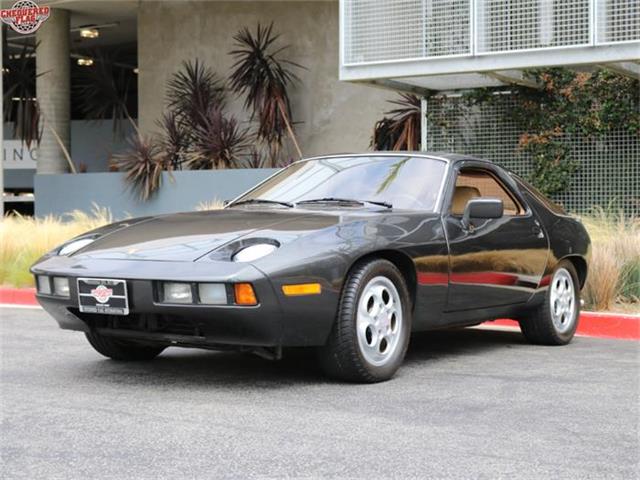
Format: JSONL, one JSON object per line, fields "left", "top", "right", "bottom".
{"left": 1, "top": 287, "right": 638, "bottom": 340}
{"left": 0, "top": 288, "right": 38, "bottom": 306}
{"left": 491, "top": 312, "right": 640, "bottom": 340}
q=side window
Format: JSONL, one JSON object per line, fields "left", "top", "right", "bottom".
{"left": 450, "top": 169, "right": 524, "bottom": 216}
{"left": 511, "top": 173, "right": 567, "bottom": 215}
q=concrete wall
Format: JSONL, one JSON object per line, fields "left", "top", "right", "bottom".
{"left": 138, "top": 1, "right": 391, "bottom": 157}
{"left": 70, "top": 121, "right": 135, "bottom": 172}
{"left": 34, "top": 169, "right": 277, "bottom": 219}
{"left": 3, "top": 120, "right": 134, "bottom": 189}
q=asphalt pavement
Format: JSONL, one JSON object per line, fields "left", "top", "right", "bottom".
{"left": 1, "top": 306, "right": 638, "bottom": 479}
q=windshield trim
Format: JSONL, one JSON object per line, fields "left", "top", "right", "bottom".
{"left": 226, "top": 154, "right": 451, "bottom": 212}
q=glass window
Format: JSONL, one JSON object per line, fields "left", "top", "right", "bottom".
{"left": 451, "top": 169, "right": 524, "bottom": 215}
{"left": 234, "top": 156, "right": 448, "bottom": 212}
{"left": 510, "top": 173, "right": 567, "bottom": 215}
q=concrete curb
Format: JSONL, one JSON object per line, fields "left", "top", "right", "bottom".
{"left": 1, "top": 287, "right": 637, "bottom": 340}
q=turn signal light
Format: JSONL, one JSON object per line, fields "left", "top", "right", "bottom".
{"left": 282, "top": 283, "right": 322, "bottom": 296}
{"left": 234, "top": 283, "right": 258, "bottom": 306}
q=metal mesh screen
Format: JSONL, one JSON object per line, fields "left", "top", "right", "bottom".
{"left": 343, "top": 0, "right": 639, "bottom": 65}
{"left": 597, "top": 0, "right": 640, "bottom": 43}
{"left": 426, "top": 94, "right": 640, "bottom": 216}
{"left": 477, "top": 0, "right": 591, "bottom": 53}
{"left": 424, "top": 0, "right": 470, "bottom": 57}
{"left": 343, "top": 0, "right": 470, "bottom": 64}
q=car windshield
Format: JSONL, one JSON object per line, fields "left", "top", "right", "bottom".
{"left": 231, "top": 156, "right": 448, "bottom": 212}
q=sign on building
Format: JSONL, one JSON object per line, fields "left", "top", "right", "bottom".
{"left": 3, "top": 140, "right": 37, "bottom": 169}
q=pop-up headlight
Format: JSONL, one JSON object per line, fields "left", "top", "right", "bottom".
{"left": 58, "top": 237, "right": 96, "bottom": 256}
{"left": 232, "top": 243, "right": 278, "bottom": 263}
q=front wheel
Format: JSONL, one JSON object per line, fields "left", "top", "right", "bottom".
{"left": 519, "top": 260, "right": 580, "bottom": 345}
{"left": 319, "top": 259, "right": 412, "bottom": 383}
{"left": 85, "top": 331, "right": 166, "bottom": 361}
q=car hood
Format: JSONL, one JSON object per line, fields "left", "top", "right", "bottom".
{"left": 72, "top": 209, "right": 344, "bottom": 262}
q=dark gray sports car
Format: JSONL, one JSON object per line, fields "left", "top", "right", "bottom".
{"left": 32, "top": 153, "right": 590, "bottom": 382}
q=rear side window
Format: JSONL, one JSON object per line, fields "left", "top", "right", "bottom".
{"left": 451, "top": 169, "right": 524, "bottom": 216}
{"left": 510, "top": 173, "right": 567, "bottom": 215}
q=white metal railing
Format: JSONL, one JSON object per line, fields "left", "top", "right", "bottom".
{"left": 597, "top": 0, "right": 640, "bottom": 44}
{"left": 342, "top": 0, "right": 640, "bottom": 66}
{"left": 476, "top": 0, "right": 591, "bottom": 53}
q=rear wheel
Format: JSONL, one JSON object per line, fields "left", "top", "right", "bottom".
{"left": 319, "top": 259, "right": 412, "bottom": 383}
{"left": 85, "top": 331, "right": 166, "bottom": 361}
{"left": 519, "top": 261, "right": 580, "bottom": 345}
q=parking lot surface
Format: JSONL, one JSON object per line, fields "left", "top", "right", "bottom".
{"left": 1, "top": 306, "right": 638, "bottom": 479}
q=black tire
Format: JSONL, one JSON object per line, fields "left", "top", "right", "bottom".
{"left": 319, "top": 259, "right": 412, "bottom": 383}
{"left": 519, "top": 260, "right": 581, "bottom": 345}
{"left": 85, "top": 331, "right": 166, "bottom": 361}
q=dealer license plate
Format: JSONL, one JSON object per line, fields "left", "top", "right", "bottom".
{"left": 77, "top": 278, "right": 129, "bottom": 316}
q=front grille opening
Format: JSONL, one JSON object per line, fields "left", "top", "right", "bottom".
{"left": 73, "top": 310, "right": 202, "bottom": 337}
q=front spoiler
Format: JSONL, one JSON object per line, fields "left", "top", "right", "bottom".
{"left": 32, "top": 256, "right": 285, "bottom": 347}
{"left": 31, "top": 255, "right": 340, "bottom": 348}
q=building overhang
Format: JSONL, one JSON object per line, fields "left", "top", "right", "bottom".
{"left": 339, "top": 0, "right": 640, "bottom": 93}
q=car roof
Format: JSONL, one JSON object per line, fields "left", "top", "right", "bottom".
{"left": 302, "top": 152, "right": 494, "bottom": 165}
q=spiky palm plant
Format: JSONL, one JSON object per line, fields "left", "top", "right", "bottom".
{"left": 228, "top": 23, "right": 303, "bottom": 166}
{"left": 158, "top": 110, "right": 190, "bottom": 170}
{"left": 112, "top": 136, "right": 169, "bottom": 201}
{"left": 2, "top": 39, "right": 42, "bottom": 148}
{"left": 163, "top": 59, "right": 232, "bottom": 170}
{"left": 372, "top": 94, "right": 422, "bottom": 151}
{"left": 73, "top": 49, "right": 136, "bottom": 137}
{"left": 166, "top": 59, "right": 225, "bottom": 126}
{"left": 187, "top": 105, "right": 251, "bottom": 170}
{"left": 240, "top": 147, "right": 269, "bottom": 169}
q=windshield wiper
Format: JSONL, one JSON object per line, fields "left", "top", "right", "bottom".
{"left": 229, "top": 198, "right": 294, "bottom": 208}
{"left": 296, "top": 198, "right": 392, "bottom": 208}
{"left": 362, "top": 199, "right": 393, "bottom": 209}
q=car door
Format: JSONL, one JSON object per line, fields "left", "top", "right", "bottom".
{"left": 443, "top": 162, "right": 549, "bottom": 311}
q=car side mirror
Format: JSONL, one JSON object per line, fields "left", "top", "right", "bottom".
{"left": 462, "top": 198, "right": 503, "bottom": 229}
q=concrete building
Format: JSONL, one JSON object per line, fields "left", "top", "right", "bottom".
{"left": 3, "top": 0, "right": 391, "bottom": 178}
{"left": 1, "top": 0, "right": 638, "bottom": 216}
{"left": 138, "top": 1, "right": 391, "bottom": 157}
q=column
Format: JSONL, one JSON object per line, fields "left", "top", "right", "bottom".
{"left": 35, "top": 9, "right": 70, "bottom": 174}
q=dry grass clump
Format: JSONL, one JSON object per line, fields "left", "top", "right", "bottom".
{"left": 581, "top": 208, "right": 639, "bottom": 313}
{"left": 0, "top": 201, "right": 637, "bottom": 315}
{"left": 0, "top": 202, "right": 225, "bottom": 289}
{"left": 0, "top": 205, "right": 113, "bottom": 288}
{"left": 195, "top": 199, "right": 225, "bottom": 211}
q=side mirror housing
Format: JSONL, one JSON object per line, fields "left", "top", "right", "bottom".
{"left": 462, "top": 198, "right": 504, "bottom": 229}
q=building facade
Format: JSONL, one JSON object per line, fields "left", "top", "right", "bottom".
{"left": 2, "top": 0, "right": 638, "bottom": 216}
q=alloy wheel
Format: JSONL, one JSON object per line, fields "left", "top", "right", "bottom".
{"left": 356, "top": 276, "right": 403, "bottom": 366}
{"left": 550, "top": 268, "right": 576, "bottom": 333}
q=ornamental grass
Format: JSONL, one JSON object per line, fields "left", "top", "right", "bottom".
{"left": 0, "top": 206, "right": 113, "bottom": 288}
{"left": 0, "top": 204, "right": 638, "bottom": 313}
{"left": 581, "top": 208, "right": 640, "bottom": 313}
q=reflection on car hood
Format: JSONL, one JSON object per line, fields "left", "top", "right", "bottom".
{"left": 72, "top": 209, "right": 343, "bottom": 262}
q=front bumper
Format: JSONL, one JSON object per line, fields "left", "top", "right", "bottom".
{"left": 32, "top": 256, "right": 289, "bottom": 348}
